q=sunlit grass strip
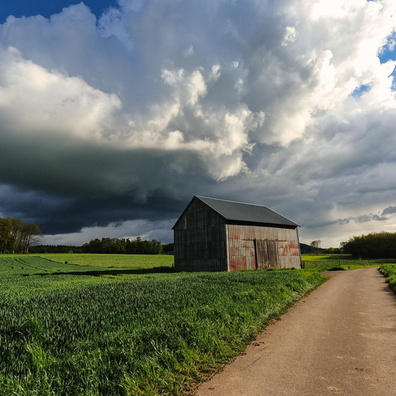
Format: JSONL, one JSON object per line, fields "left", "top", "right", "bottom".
{"left": 0, "top": 255, "right": 174, "bottom": 276}
{"left": 12, "top": 253, "right": 175, "bottom": 269}
{"left": 0, "top": 269, "right": 326, "bottom": 395}
{"left": 301, "top": 254, "right": 352, "bottom": 261}
{"left": 301, "top": 255, "right": 387, "bottom": 271}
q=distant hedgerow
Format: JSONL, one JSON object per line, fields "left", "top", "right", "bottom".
{"left": 342, "top": 232, "right": 396, "bottom": 259}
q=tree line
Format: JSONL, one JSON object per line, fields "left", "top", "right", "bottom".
{"left": 342, "top": 232, "right": 396, "bottom": 258}
{"left": 30, "top": 238, "right": 175, "bottom": 255}
{"left": 82, "top": 237, "right": 165, "bottom": 254}
{"left": 0, "top": 217, "right": 42, "bottom": 254}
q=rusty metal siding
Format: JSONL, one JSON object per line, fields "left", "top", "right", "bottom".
{"left": 174, "top": 196, "right": 301, "bottom": 272}
{"left": 226, "top": 224, "right": 301, "bottom": 270}
{"left": 256, "top": 240, "right": 280, "bottom": 269}
{"left": 174, "top": 198, "right": 227, "bottom": 271}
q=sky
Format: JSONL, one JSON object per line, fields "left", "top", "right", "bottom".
{"left": 0, "top": 0, "right": 395, "bottom": 248}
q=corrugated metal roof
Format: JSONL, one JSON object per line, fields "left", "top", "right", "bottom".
{"left": 196, "top": 196, "right": 298, "bottom": 228}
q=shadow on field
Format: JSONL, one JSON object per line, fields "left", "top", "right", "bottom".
{"left": 36, "top": 266, "right": 175, "bottom": 277}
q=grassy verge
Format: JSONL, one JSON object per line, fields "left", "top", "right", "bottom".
{"left": 301, "top": 254, "right": 384, "bottom": 271}
{"left": 379, "top": 264, "right": 396, "bottom": 294}
{"left": 0, "top": 260, "right": 326, "bottom": 396}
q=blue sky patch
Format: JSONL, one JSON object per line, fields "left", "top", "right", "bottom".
{"left": 351, "top": 84, "right": 371, "bottom": 98}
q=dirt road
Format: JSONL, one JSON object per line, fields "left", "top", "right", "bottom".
{"left": 194, "top": 268, "right": 396, "bottom": 396}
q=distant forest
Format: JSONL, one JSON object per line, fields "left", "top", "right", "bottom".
{"left": 0, "top": 217, "right": 42, "bottom": 254}
{"left": 341, "top": 232, "right": 396, "bottom": 259}
{"left": 30, "top": 237, "right": 175, "bottom": 255}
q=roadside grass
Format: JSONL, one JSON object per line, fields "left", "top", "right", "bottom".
{"left": 0, "top": 256, "right": 326, "bottom": 395}
{"left": 378, "top": 264, "right": 396, "bottom": 294}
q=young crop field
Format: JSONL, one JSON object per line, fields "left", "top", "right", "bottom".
{"left": 0, "top": 255, "right": 326, "bottom": 395}
{"left": 0, "top": 256, "right": 105, "bottom": 276}
{"left": 39, "top": 253, "right": 175, "bottom": 269}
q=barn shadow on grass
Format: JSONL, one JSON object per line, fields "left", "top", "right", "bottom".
{"left": 36, "top": 266, "right": 175, "bottom": 277}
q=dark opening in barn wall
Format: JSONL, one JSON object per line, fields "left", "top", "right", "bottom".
{"left": 173, "top": 196, "right": 301, "bottom": 272}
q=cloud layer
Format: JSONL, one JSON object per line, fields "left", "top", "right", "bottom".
{"left": 0, "top": 0, "right": 395, "bottom": 247}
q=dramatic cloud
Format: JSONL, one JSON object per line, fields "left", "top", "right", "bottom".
{"left": 0, "top": 0, "right": 395, "bottom": 247}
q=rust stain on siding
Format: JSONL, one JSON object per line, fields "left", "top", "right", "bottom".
{"left": 226, "top": 224, "right": 301, "bottom": 270}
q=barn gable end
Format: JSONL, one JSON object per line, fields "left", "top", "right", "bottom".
{"left": 173, "top": 196, "right": 301, "bottom": 272}
{"left": 173, "top": 197, "right": 228, "bottom": 272}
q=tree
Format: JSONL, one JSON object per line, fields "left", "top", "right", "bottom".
{"left": 310, "top": 240, "right": 321, "bottom": 249}
{"left": 82, "top": 237, "right": 163, "bottom": 254}
{"left": 342, "top": 232, "right": 396, "bottom": 258}
{"left": 0, "top": 217, "right": 12, "bottom": 253}
{"left": 309, "top": 240, "right": 322, "bottom": 254}
{"left": 20, "top": 223, "right": 43, "bottom": 253}
{"left": 0, "top": 217, "right": 42, "bottom": 253}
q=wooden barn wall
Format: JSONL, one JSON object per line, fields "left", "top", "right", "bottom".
{"left": 226, "top": 224, "right": 301, "bottom": 271}
{"left": 174, "top": 199, "right": 227, "bottom": 272}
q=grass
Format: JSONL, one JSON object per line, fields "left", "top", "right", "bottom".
{"left": 0, "top": 256, "right": 105, "bottom": 276}
{"left": 301, "top": 254, "right": 352, "bottom": 261}
{"left": 39, "top": 253, "right": 175, "bottom": 269}
{"left": 301, "top": 254, "right": 386, "bottom": 271}
{"left": 378, "top": 264, "right": 396, "bottom": 294}
{"left": 0, "top": 253, "right": 174, "bottom": 270}
{"left": 0, "top": 255, "right": 326, "bottom": 395}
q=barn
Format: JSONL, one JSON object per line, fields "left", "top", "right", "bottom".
{"left": 173, "top": 196, "right": 301, "bottom": 272}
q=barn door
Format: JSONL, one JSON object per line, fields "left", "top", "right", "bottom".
{"left": 256, "top": 240, "right": 280, "bottom": 269}
{"left": 245, "top": 240, "right": 257, "bottom": 270}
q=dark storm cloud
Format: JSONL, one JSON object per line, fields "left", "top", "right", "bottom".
{"left": 382, "top": 206, "right": 396, "bottom": 216}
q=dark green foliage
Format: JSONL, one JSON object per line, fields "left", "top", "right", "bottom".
{"left": 0, "top": 217, "right": 42, "bottom": 254}
{"left": 0, "top": 267, "right": 326, "bottom": 395}
{"left": 342, "top": 232, "right": 396, "bottom": 258}
{"left": 379, "top": 264, "right": 396, "bottom": 294}
{"left": 162, "top": 243, "right": 174, "bottom": 255}
{"left": 82, "top": 237, "right": 163, "bottom": 254}
{"left": 29, "top": 245, "right": 84, "bottom": 254}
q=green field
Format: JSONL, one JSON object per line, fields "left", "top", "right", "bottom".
{"left": 0, "top": 254, "right": 174, "bottom": 272}
{"left": 301, "top": 254, "right": 388, "bottom": 271}
{"left": 0, "top": 254, "right": 326, "bottom": 395}
{"left": 39, "top": 253, "right": 175, "bottom": 269}
{"left": 0, "top": 255, "right": 105, "bottom": 276}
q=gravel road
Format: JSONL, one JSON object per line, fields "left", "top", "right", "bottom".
{"left": 194, "top": 268, "right": 396, "bottom": 396}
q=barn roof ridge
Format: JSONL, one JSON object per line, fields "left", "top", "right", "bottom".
{"left": 196, "top": 196, "right": 298, "bottom": 227}
{"left": 172, "top": 195, "right": 298, "bottom": 228}
{"left": 195, "top": 195, "right": 275, "bottom": 209}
